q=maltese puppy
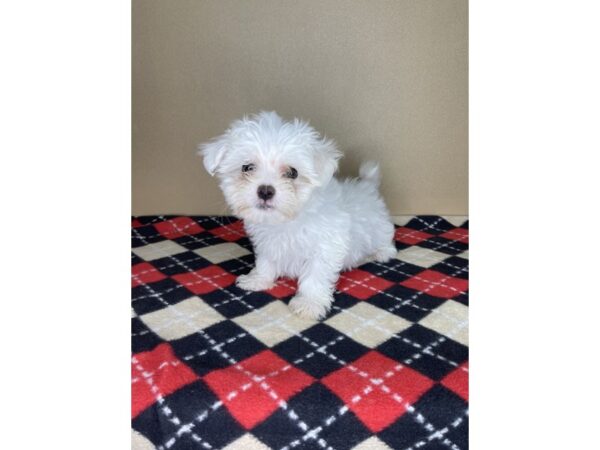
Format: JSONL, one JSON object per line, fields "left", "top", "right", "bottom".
{"left": 199, "top": 111, "right": 396, "bottom": 320}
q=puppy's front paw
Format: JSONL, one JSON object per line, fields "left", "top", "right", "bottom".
{"left": 236, "top": 272, "right": 274, "bottom": 292}
{"left": 289, "top": 295, "right": 331, "bottom": 321}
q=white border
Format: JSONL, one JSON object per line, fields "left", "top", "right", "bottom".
{"left": 1, "top": 1, "right": 130, "bottom": 448}
{"left": 471, "top": 1, "right": 600, "bottom": 448}
{"left": 2, "top": 1, "right": 600, "bottom": 448}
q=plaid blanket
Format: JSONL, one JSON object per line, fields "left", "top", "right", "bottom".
{"left": 131, "top": 215, "right": 468, "bottom": 450}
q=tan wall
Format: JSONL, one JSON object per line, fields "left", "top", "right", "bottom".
{"left": 132, "top": 0, "right": 468, "bottom": 216}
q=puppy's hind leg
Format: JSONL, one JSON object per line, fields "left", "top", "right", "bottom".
{"left": 373, "top": 243, "right": 397, "bottom": 263}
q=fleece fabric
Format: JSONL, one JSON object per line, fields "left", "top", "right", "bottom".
{"left": 131, "top": 215, "right": 469, "bottom": 450}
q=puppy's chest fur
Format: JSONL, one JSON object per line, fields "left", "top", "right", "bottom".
{"left": 245, "top": 217, "right": 349, "bottom": 278}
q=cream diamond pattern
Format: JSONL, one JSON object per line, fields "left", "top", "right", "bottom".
{"left": 233, "top": 301, "right": 315, "bottom": 347}
{"left": 132, "top": 240, "right": 188, "bottom": 261}
{"left": 326, "top": 302, "right": 412, "bottom": 348}
{"left": 194, "top": 242, "right": 252, "bottom": 264}
{"left": 396, "top": 246, "right": 449, "bottom": 268}
{"left": 419, "top": 300, "right": 468, "bottom": 346}
{"left": 140, "top": 296, "right": 225, "bottom": 341}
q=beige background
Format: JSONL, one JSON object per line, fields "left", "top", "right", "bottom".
{"left": 132, "top": 0, "right": 468, "bottom": 216}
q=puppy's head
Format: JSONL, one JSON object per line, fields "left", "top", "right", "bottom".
{"left": 199, "top": 111, "right": 341, "bottom": 225}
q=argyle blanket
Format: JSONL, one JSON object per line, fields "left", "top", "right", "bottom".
{"left": 131, "top": 215, "right": 469, "bottom": 450}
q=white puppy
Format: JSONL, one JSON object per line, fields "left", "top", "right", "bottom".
{"left": 200, "top": 111, "right": 396, "bottom": 320}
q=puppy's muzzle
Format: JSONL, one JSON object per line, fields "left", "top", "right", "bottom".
{"left": 257, "top": 185, "right": 275, "bottom": 201}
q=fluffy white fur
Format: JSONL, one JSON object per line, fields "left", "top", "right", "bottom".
{"left": 199, "top": 111, "right": 396, "bottom": 320}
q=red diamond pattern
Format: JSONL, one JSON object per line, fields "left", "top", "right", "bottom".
{"left": 172, "top": 265, "right": 236, "bottom": 294}
{"left": 322, "top": 351, "right": 433, "bottom": 432}
{"left": 132, "top": 262, "right": 166, "bottom": 287}
{"left": 337, "top": 269, "right": 394, "bottom": 300}
{"left": 266, "top": 278, "right": 298, "bottom": 298}
{"left": 131, "top": 343, "right": 199, "bottom": 418}
{"left": 203, "top": 350, "right": 314, "bottom": 429}
{"left": 441, "top": 363, "right": 468, "bottom": 401}
{"left": 439, "top": 227, "right": 469, "bottom": 244}
{"left": 154, "top": 217, "right": 204, "bottom": 239}
{"left": 400, "top": 269, "right": 468, "bottom": 298}
{"left": 394, "top": 227, "right": 433, "bottom": 245}
{"left": 208, "top": 220, "right": 247, "bottom": 242}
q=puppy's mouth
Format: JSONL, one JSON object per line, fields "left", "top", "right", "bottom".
{"left": 256, "top": 201, "right": 274, "bottom": 210}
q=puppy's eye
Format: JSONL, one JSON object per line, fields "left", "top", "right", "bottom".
{"left": 285, "top": 167, "right": 298, "bottom": 179}
{"left": 241, "top": 164, "right": 255, "bottom": 173}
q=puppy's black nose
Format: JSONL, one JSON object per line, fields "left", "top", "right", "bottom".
{"left": 257, "top": 185, "right": 275, "bottom": 201}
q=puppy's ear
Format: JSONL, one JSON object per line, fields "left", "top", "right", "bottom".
{"left": 198, "top": 134, "right": 228, "bottom": 176}
{"left": 313, "top": 138, "right": 342, "bottom": 186}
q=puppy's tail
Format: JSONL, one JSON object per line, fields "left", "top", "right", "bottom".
{"left": 359, "top": 161, "right": 381, "bottom": 187}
